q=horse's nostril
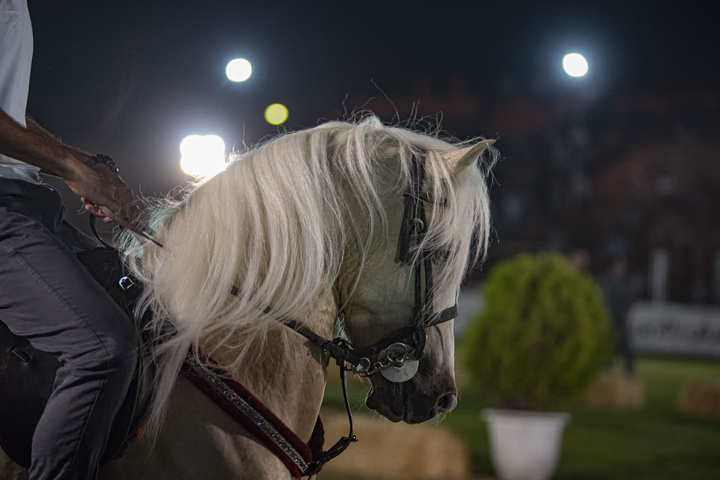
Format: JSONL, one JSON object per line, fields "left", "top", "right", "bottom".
{"left": 366, "top": 387, "right": 381, "bottom": 410}
{"left": 436, "top": 392, "right": 458, "bottom": 413}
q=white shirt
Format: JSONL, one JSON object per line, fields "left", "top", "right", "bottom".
{"left": 0, "top": 0, "right": 40, "bottom": 183}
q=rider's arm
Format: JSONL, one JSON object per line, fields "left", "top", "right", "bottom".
{"left": 0, "top": 109, "right": 88, "bottom": 177}
{"left": 0, "top": 109, "right": 134, "bottom": 220}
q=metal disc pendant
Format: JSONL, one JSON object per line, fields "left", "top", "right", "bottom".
{"left": 381, "top": 359, "right": 419, "bottom": 383}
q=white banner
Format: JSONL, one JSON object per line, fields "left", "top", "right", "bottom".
{"left": 628, "top": 301, "right": 720, "bottom": 359}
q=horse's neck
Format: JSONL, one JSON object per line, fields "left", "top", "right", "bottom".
{"left": 202, "top": 294, "right": 336, "bottom": 443}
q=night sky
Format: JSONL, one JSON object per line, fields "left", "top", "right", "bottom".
{"left": 24, "top": 0, "right": 720, "bottom": 197}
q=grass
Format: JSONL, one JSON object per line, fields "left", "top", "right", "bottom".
{"left": 320, "top": 357, "right": 720, "bottom": 480}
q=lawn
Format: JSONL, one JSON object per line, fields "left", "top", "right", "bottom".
{"left": 320, "top": 357, "right": 720, "bottom": 480}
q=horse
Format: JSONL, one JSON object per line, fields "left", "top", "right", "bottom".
{"left": 0, "top": 116, "right": 494, "bottom": 479}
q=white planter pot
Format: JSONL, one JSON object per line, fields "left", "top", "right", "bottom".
{"left": 481, "top": 409, "right": 570, "bottom": 480}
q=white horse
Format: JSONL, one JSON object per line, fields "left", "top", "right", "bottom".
{"left": 0, "top": 116, "right": 493, "bottom": 479}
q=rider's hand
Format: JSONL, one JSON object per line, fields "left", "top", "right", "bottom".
{"left": 64, "top": 158, "right": 137, "bottom": 224}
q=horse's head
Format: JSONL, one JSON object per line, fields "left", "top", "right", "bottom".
{"left": 338, "top": 133, "right": 493, "bottom": 423}
{"left": 123, "top": 117, "right": 492, "bottom": 436}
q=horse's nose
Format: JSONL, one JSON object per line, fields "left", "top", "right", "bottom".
{"left": 436, "top": 391, "right": 458, "bottom": 413}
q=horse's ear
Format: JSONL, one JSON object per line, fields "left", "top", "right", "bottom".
{"left": 442, "top": 139, "right": 495, "bottom": 174}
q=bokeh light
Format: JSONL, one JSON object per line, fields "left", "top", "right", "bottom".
{"left": 264, "top": 103, "right": 289, "bottom": 125}
{"left": 562, "top": 53, "right": 589, "bottom": 77}
{"left": 179, "top": 134, "right": 227, "bottom": 178}
{"left": 226, "top": 58, "right": 252, "bottom": 82}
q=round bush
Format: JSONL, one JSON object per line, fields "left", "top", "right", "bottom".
{"left": 462, "top": 252, "right": 611, "bottom": 411}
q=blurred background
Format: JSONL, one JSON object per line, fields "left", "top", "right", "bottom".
{"left": 27, "top": 0, "right": 720, "bottom": 306}
{"left": 24, "top": 1, "right": 720, "bottom": 479}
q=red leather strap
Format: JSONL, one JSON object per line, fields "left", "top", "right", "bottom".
{"left": 181, "top": 351, "right": 322, "bottom": 478}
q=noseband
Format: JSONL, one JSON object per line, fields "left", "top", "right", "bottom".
{"left": 286, "top": 151, "right": 458, "bottom": 383}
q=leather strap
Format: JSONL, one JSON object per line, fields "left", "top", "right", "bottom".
{"left": 351, "top": 304, "right": 458, "bottom": 358}
{"left": 182, "top": 349, "right": 356, "bottom": 478}
{"left": 181, "top": 350, "right": 318, "bottom": 478}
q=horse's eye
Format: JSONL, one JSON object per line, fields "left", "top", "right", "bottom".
{"left": 434, "top": 249, "right": 451, "bottom": 262}
{"left": 424, "top": 192, "right": 448, "bottom": 207}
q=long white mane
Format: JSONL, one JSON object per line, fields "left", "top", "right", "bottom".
{"left": 118, "top": 116, "right": 494, "bottom": 434}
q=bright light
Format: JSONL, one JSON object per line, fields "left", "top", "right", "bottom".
{"left": 179, "top": 134, "right": 226, "bottom": 178}
{"left": 226, "top": 58, "right": 252, "bottom": 82}
{"left": 264, "top": 104, "right": 289, "bottom": 125}
{"left": 562, "top": 53, "right": 589, "bottom": 77}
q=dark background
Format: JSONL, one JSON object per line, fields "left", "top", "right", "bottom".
{"left": 24, "top": 0, "right": 720, "bottom": 303}
{"left": 26, "top": 1, "right": 719, "bottom": 189}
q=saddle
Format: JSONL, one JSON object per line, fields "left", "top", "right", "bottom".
{"left": 0, "top": 247, "right": 153, "bottom": 469}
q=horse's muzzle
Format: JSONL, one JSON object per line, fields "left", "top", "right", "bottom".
{"left": 366, "top": 379, "right": 458, "bottom": 423}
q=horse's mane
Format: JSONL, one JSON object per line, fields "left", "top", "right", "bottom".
{"left": 117, "top": 116, "right": 494, "bottom": 435}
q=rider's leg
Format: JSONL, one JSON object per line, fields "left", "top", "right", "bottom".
{"left": 0, "top": 182, "right": 137, "bottom": 480}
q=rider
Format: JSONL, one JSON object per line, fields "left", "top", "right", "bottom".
{"left": 0, "top": 1, "right": 138, "bottom": 478}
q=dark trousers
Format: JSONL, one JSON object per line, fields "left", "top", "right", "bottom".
{"left": 0, "top": 178, "right": 138, "bottom": 480}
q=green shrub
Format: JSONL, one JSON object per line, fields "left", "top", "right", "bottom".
{"left": 462, "top": 252, "right": 612, "bottom": 411}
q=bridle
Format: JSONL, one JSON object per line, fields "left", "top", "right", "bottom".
{"left": 360, "top": 148, "right": 458, "bottom": 381}
{"left": 284, "top": 150, "right": 459, "bottom": 382}
{"left": 280, "top": 150, "right": 459, "bottom": 475}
